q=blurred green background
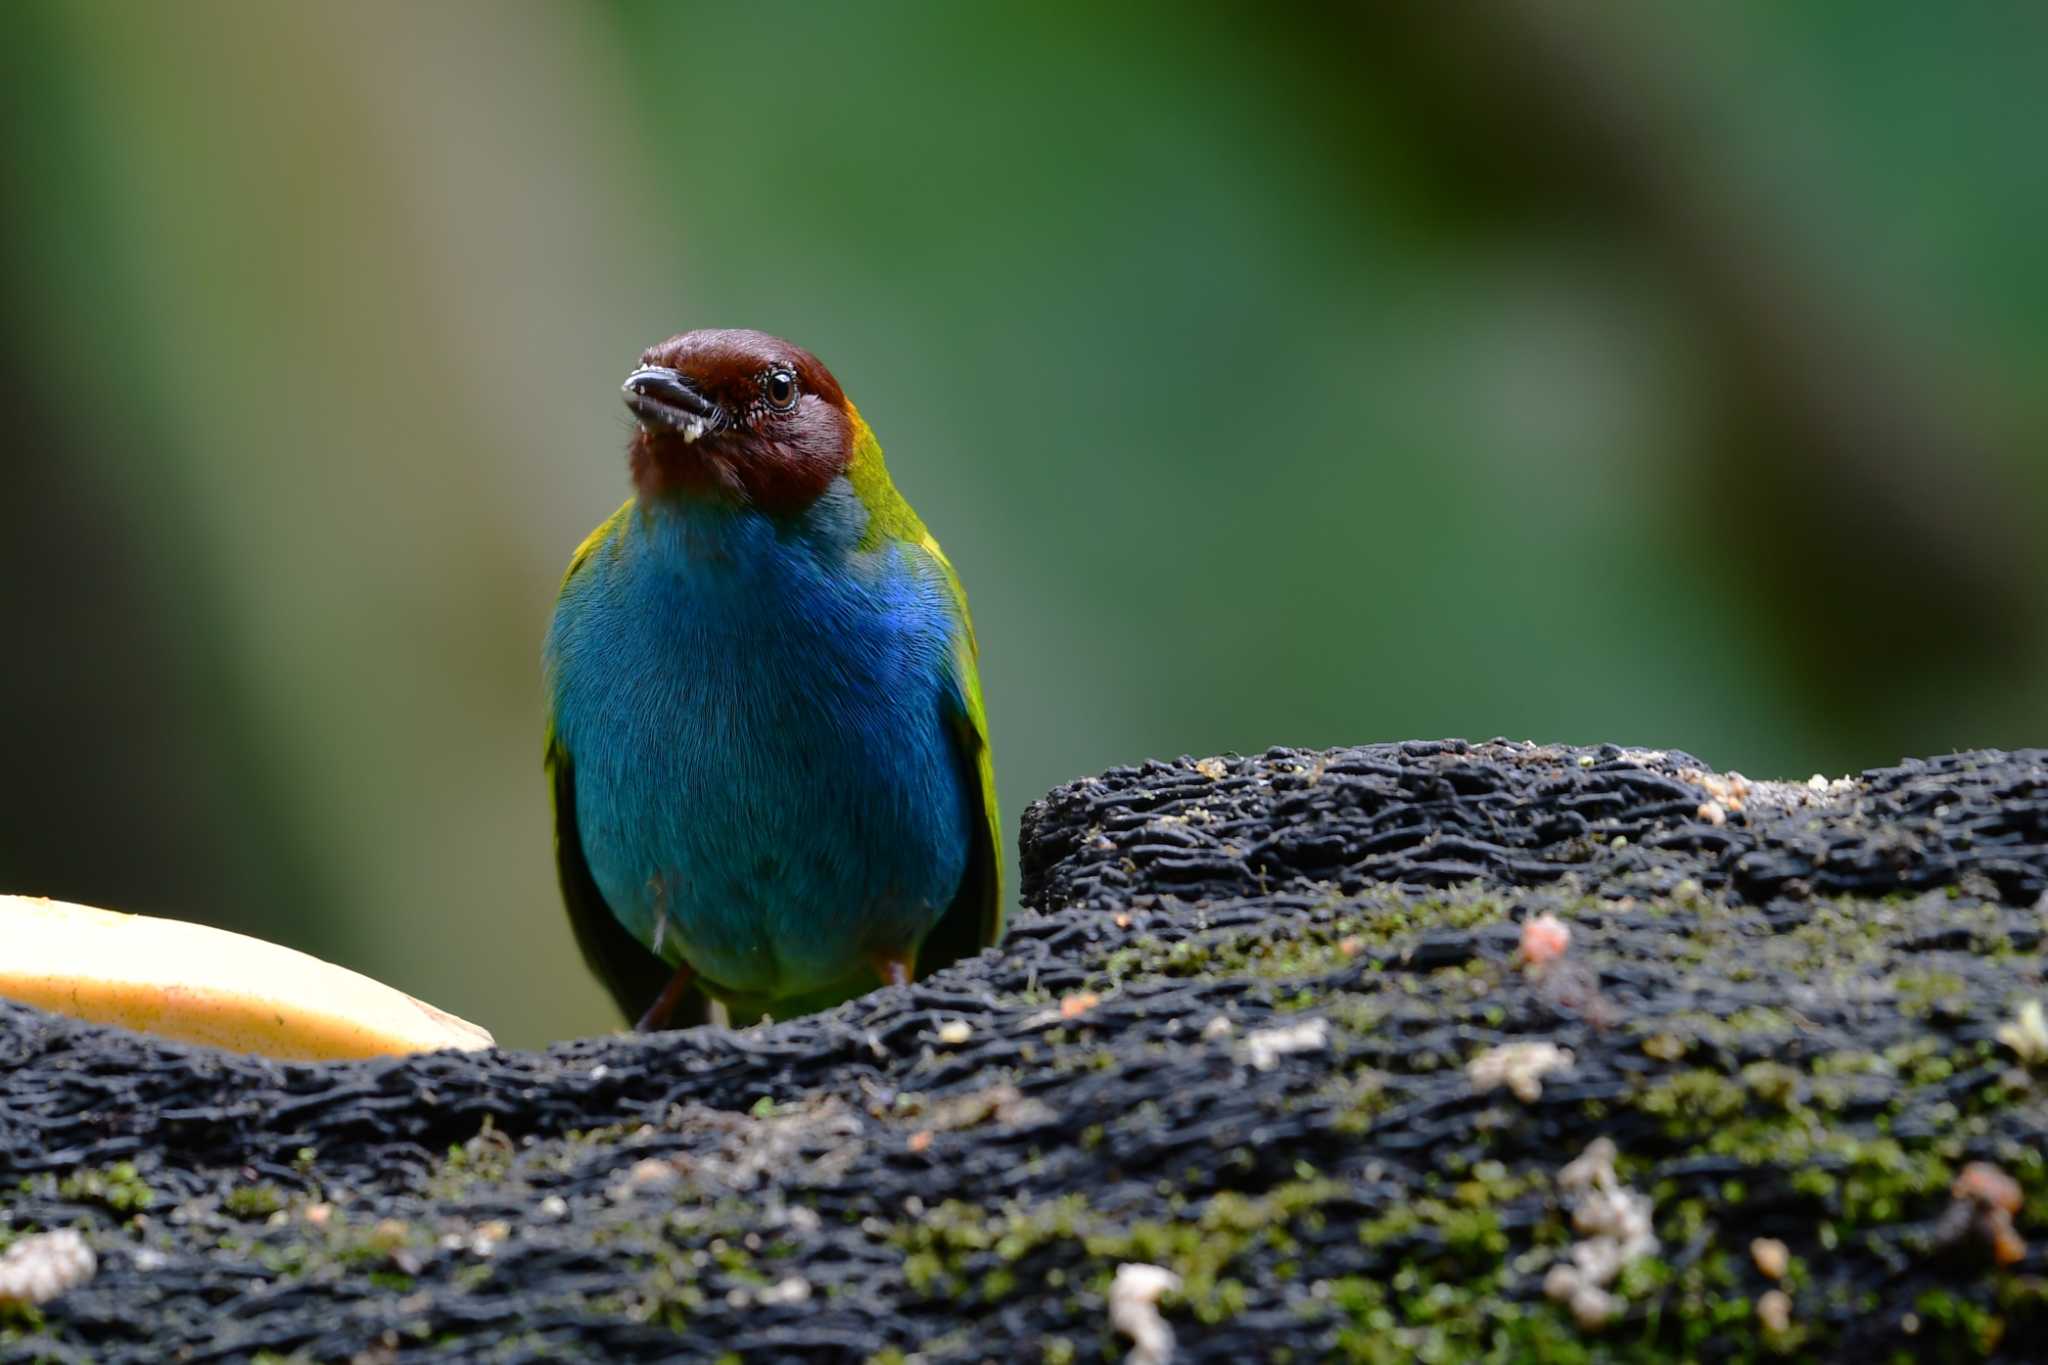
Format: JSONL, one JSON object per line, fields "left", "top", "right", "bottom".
{"left": 2, "top": 2, "right": 2042, "bottom": 1048}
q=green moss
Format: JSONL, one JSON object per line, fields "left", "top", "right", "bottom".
{"left": 1325, "top": 1267, "right": 1607, "bottom": 1364}
{"left": 1914, "top": 1288, "right": 2006, "bottom": 1356}
{"left": 1739, "top": 1061, "right": 1802, "bottom": 1110}
{"left": 1894, "top": 970, "right": 1968, "bottom": 1019}
{"left": 1453, "top": 1160, "right": 1533, "bottom": 1208}
{"left": 1809, "top": 1051, "right": 1884, "bottom": 1077}
{"left": 892, "top": 1181, "right": 1352, "bottom": 1323}
{"left": 1638, "top": 1069, "right": 1748, "bottom": 1133}
{"left": 1440, "top": 1207, "right": 1508, "bottom": 1267}
{"left": 56, "top": 1161, "right": 155, "bottom": 1216}
{"left": 1654, "top": 1005, "right": 1799, "bottom": 1047}
{"left": 1698, "top": 1115, "right": 1952, "bottom": 1228}
{"left": 1325, "top": 1072, "right": 1393, "bottom": 1136}
{"left": 1907, "top": 1051, "right": 1956, "bottom": 1088}
{"left": 0, "top": 1302, "right": 47, "bottom": 1338}
{"left": 426, "top": 1118, "right": 517, "bottom": 1201}
{"left": 223, "top": 1182, "right": 286, "bottom": 1221}
{"left": 1641, "top": 1032, "right": 1689, "bottom": 1062}
{"left": 1094, "top": 887, "right": 1525, "bottom": 993}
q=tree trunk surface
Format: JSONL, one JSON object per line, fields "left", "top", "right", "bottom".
{"left": 3, "top": 740, "right": 2045, "bottom": 1362}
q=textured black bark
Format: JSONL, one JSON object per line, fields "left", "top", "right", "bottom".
{"left": 3, "top": 741, "right": 2045, "bottom": 1362}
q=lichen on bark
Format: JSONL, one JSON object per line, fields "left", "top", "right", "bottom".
{"left": 3, "top": 740, "right": 2045, "bottom": 1361}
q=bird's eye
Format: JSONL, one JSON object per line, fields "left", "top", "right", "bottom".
{"left": 764, "top": 368, "right": 799, "bottom": 412}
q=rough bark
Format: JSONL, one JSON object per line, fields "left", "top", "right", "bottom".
{"left": 3, "top": 740, "right": 2045, "bottom": 1362}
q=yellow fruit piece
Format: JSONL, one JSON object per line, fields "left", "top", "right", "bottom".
{"left": 0, "top": 895, "right": 493, "bottom": 1061}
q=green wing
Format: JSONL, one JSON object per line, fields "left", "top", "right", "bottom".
{"left": 911, "top": 531, "right": 1005, "bottom": 974}
{"left": 843, "top": 412, "right": 1001, "bottom": 965}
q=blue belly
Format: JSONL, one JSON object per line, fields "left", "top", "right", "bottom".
{"left": 545, "top": 494, "right": 970, "bottom": 1003}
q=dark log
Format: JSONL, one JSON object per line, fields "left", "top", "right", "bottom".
{"left": 4, "top": 740, "right": 2045, "bottom": 1361}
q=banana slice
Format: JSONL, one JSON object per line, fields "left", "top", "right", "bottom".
{"left": 0, "top": 894, "right": 493, "bottom": 1061}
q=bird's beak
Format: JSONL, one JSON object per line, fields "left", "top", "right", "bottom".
{"left": 623, "top": 366, "right": 720, "bottom": 442}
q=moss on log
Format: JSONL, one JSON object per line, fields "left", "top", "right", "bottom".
{"left": 3, "top": 740, "right": 2046, "bottom": 1361}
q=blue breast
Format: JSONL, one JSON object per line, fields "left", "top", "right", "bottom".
{"left": 545, "top": 479, "right": 971, "bottom": 1003}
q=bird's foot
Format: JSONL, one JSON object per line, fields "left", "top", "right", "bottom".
{"left": 636, "top": 961, "right": 698, "bottom": 1032}
{"left": 869, "top": 949, "right": 917, "bottom": 990}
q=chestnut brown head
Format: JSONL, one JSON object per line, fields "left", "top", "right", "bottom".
{"left": 622, "top": 329, "right": 855, "bottom": 512}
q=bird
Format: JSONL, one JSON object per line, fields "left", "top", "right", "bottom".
{"left": 543, "top": 329, "right": 1000, "bottom": 1030}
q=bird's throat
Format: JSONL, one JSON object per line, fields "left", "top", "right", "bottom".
{"left": 629, "top": 430, "right": 747, "bottom": 503}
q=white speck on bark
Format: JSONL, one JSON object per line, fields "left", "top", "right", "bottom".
{"left": 1110, "top": 1262, "right": 1182, "bottom": 1365}
{"left": 0, "top": 1229, "right": 96, "bottom": 1306}
{"left": 1243, "top": 1017, "right": 1328, "bottom": 1071}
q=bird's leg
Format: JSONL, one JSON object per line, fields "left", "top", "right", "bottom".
{"left": 870, "top": 948, "right": 918, "bottom": 989}
{"left": 636, "top": 961, "right": 698, "bottom": 1032}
